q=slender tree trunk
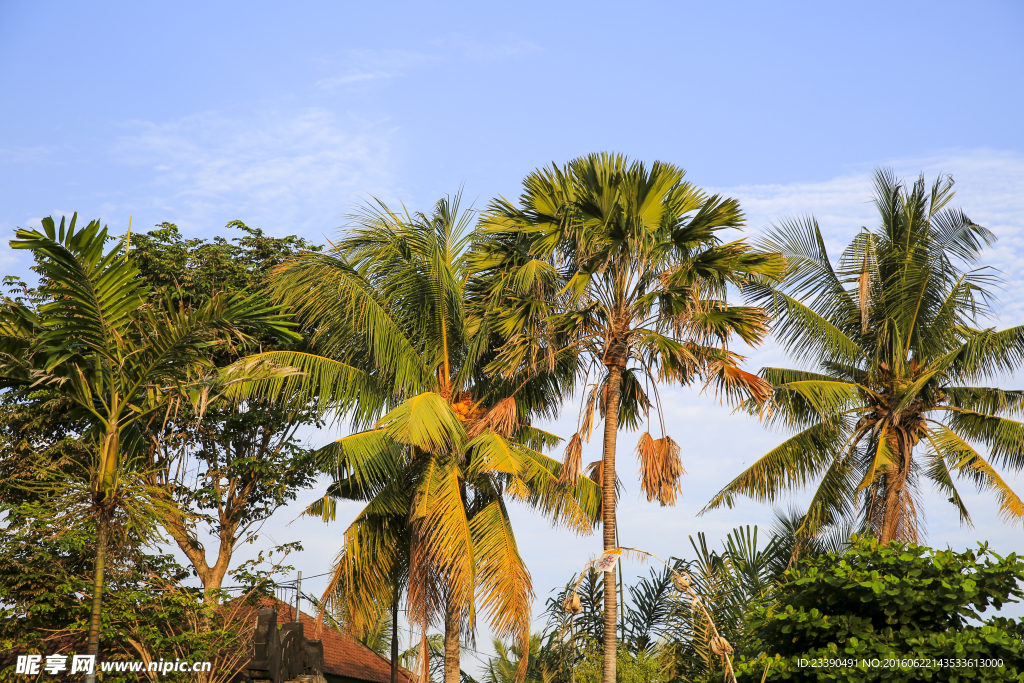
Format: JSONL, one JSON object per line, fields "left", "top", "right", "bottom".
{"left": 391, "top": 581, "right": 400, "bottom": 683}
{"left": 444, "top": 598, "right": 460, "bottom": 683}
{"left": 85, "top": 514, "right": 110, "bottom": 683}
{"left": 601, "top": 366, "right": 623, "bottom": 683}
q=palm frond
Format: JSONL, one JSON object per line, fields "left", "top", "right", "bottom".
{"left": 378, "top": 392, "right": 466, "bottom": 452}
{"left": 702, "top": 419, "right": 851, "bottom": 511}
{"left": 926, "top": 423, "right": 1024, "bottom": 523}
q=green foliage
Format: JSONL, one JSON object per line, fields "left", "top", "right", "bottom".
{"left": 570, "top": 640, "right": 662, "bottom": 683}
{"left": 128, "top": 221, "right": 322, "bottom": 592}
{"left": 0, "top": 519, "right": 254, "bottom": 683}
{"left": 735, "top": 537, "right": 1024, "bottom": 682}
{"left": 129, "top": 221, "right": 319, "bottom": 307}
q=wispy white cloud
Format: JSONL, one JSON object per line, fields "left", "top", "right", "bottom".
{"left": 0, "top": 145, "right": 56, "bottom": 165}
{"left": 314, "top": 38, "right": 543, "bottom": 90}
{"left": 314, "top": 48, "right": 437, "bottom": 89}
{"left": 111, "top": 108, "right": 396, "bottom": 236}
{"left": 451, "top": 38, "right": 543, "bottom": 61}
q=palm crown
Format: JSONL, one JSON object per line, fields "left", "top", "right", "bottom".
{"left": 242, "top": 195, "right": 599, "bottom": 682}
{"left": 705, "top": 169, "right": 1024, "bottom": 545}
{"left": 473, "top": 153, "right": 783, "bottom": 683}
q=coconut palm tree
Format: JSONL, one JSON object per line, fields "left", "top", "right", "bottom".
{"left": 704, "top": 169, "right": 1024, "bottom": 546}
{"left": 472, "top": 153, "right": 782, "bottom": 683}
{"left": 239, "top": 194, "right": 599, "bottom": 683}
{"left": 0, "top": 215, "right": 297, "bottom": 676}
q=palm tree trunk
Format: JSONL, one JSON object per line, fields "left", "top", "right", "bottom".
{"left": 444, "top": 598, "right": 460, "bottom": 683}
{"left": 878, "top": 437, "right": 916, "bottom": 545}
{"left": 601, "top": 366, "right": 623, "bottom": 683}
{"left": 391, "top": 581, "right": 400, "bottom": 683}
{"left": 85, "top": 514, "right": 110, "bottom": 683}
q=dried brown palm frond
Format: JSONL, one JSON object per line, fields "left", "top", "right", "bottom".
{"left": 467, "top": 396, "right": 518, "bottom": 438}
{"left": 579, "top": 384, "right": 599, "bottom": 441}
{"left": 406, "top": 527, "right": 444, "bottom": 638}
{"left": 558, "top": 433, "right": 584, "bottom": 486}
{"left": 709, "top": 362, "right": 773, "bottom": 406}
{"left": 636, "top": 433, "right": 685, "bottom": 506}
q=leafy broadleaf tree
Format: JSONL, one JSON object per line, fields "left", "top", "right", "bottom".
{"left": 0, "top": 215, "right": 297, "bottom": 670}
{"left": 705, "top": 169, "right": 1024, "bottom": 546}
{"left": 239, "top": 194, "right": 599, "bottom": 683}
{"left": 474, "top": 152, "right": 782, "bottom": 683}
{"left": 128, "top": 222, "right": 322, "bottom": 600}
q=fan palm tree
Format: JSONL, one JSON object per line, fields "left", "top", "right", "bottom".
{"left": 472, "top": 153, "right": 783, "bottom": 683}
{"left": 704, "top": 169, "right": 1024, "bottom": 546}
{"left": 0, "top": 215, "right": 297, "bottom": 674}
{"left": 239, "top": 194, "right": 599, "bottom": 683}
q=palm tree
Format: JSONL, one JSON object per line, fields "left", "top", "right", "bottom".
{"left": 0, "top": 215, "right": 297, "bottom": 674}
{"left": 240, "top": 194, "right": 599, "bottom": 683}
{"left": 473, "top": 153, "right": 782, "bottom": 683}
{"left": 704, "top": 169, "right": 1024, "bottom": 546}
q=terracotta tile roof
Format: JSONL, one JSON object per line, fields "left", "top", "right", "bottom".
{"left": 246, "top": 598, "right": 416, "bottom": 683}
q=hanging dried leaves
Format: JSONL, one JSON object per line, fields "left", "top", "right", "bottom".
{"left": 579, "top": 384, "right": 599, "bottom": 442}
{"left": 557, "top": 433, "right": 583, "bottom": 486}
{"left": 637, "top": 433, "right": 685, "bottom": 506}
{"left": 671, "top": 571, "right": 691, "bottom": 593}
{"left": 564, "top": 591, "right": 582, "bottom": 615}
{"left": 710, "top": 635, "right": 733, "bottom": 657}
{"left": 584, "top": 459, "right": 608, "bottom": 517}
{"left": 467, "top": 396, "right": 518, "bottom": 438}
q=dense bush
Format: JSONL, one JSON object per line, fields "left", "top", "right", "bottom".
{"left": 0, "top": 520, "right": 258, "bottom": 683}
{"left": 736, "top": 537, "right": 1024, "bottom": 682}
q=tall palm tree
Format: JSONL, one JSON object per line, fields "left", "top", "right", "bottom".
{"left": 704, "top": 169, "right": 1024, "bottom": 546}
{"left": 473, "top": 153, "right": 782, "bottom": 683}
{"left": 238, "top": 194, "right": 599, "bottom": 683}
{"left": 0, "top": 215, "right": 297, "bottom": 675}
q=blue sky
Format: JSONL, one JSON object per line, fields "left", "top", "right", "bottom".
{"left": 3, "top": 0, "right": 1024, "bottom": 671}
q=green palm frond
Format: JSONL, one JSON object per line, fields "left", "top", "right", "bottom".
{"left": 744, "top": 281, "right": 865, "bottom": 365}
{"left": 378, "top": 392, "right": 466, "bottom": 452}
{"left": 508, "top": 443, "right": 600, "bottom": 534}
{"left": 945, "top": 387, "right": 1024, "bottom": 416}
{"left": 271, "top": 251, "right": 430, "bottom": 393}
{"left": 926, "top": 423, "right": 1024, "bottom": 522}
{"left": 778, "top": 379, "right": 866, "bottom": 420}
{"left": 411, "top": 453, "right": 476, "bottom": 618}
{"left": 13, "top": 215, "right": 148, "bottom": 361}
{"left": 223, "top": 350, "right": 383, "bottom": 424}
{"left": 942, "top": 408, "right": 1024, "bottom": 471}
{"left": 703, "top": 419, "right": 851, "bottom": 511}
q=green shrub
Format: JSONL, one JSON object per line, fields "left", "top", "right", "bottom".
{"left": 736, "top": 537, "right": 1024, "bottom": 682}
